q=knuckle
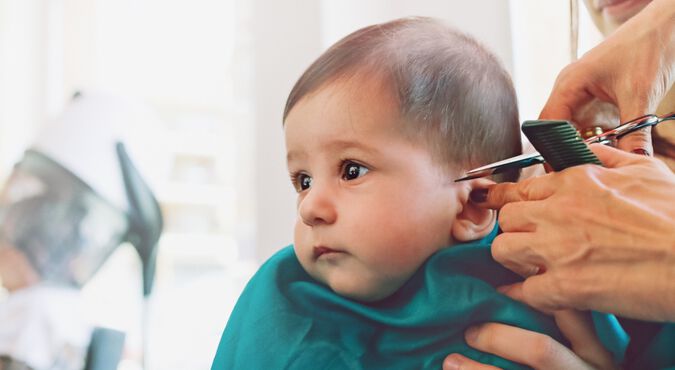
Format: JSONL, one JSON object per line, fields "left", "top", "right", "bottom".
{"left": 490, "top": 240, "right": 505, "bottom": 263}
{"left": 516, "top": 179, "right": 534, "bottom": 200}
{"left": 522, "top": 276, "right": 558, "bottom": 313}
{"left": 491, "top": 234, "right": 516, "bottom": 265}
{"left": 474, "top": 324, "right": 497, "bottom": 349}
{"left": 529, "top": 335, "right": 558, "bottom": 368}
{"left": 489, "top": 183, "right": 514, "bottom": 205}
{"left": 545, "top": 268, "right": 588, "bottom": 310}
{"left": 557, "top": 269, "right": 593, "bottom": 310}
{"left": 498, "top": 203, "right": 517, "bottom": 227}
{"left": 561, "top": 165, "right": 591, "bottom": 181}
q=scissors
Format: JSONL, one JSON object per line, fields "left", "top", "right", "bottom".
{"left": 455, "top": 112, "right": 675, "bottom": 182}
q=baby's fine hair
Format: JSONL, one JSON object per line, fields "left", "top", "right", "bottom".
{"left": 284, "top": 17, "right": 521, "bottom": 182}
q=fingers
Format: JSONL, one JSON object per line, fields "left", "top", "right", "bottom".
{"left": 491, "top": 232, "right": 547, "bottom": 278}
{"left": 539, "top": 68, "right": 593, "bottom": 122}
{"left": 615, "top": 126, "right": 653, "bottom": 155}
{"left": 613, "top": 84, "right": 652, "bottom": 155}
{"left": 461, "top": 323, "right": 594, "bottom": 370}
{"left": 588, "top": 143, "right": 648, "bottom": 168}
{"left": 472, "top": 176, "right": 556, "bottom": 210}
{"left": 499, "top": 274, "right": 561, "bottom": 314}
{"left": 497, "top": 282, "right": 620, "bottom": 369}
{"left": 443, "top": 354, "right": 502, "bottom": 370}
{"left": 553, "top": 310, "right": 617, "bottom": 370}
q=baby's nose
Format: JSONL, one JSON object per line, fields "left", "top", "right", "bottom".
{"left": 298, "top": 184, "right": 337, "bottom": 226}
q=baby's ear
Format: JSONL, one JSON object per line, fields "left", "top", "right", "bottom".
{"left": 451, "top": 179, "right": 496, "bottom": 242}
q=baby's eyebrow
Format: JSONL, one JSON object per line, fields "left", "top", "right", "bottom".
{"left": 286, "top": 150, "right": 306, "bottom": 163}
{"left": 286, "top": 140, "right": 379, "bottom": 163}
{"left": 324, "top": 139, "right": 379, "bottom": 155}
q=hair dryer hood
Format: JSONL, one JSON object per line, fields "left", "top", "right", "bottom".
{"left": 0, "top": 150, "right": 129, "bottom": 288}
{"left": 0, "top": 92, "right": 166, "bottom": 295}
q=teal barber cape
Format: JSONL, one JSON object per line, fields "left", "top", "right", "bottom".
{"left": 212, "top": 235, "right": 570, "bottom": 370}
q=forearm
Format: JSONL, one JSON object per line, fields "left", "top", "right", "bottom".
{"left": 640, "top": 0, "right": 675, "bottom": 77}
{"left": 646, "top": 0, "right": 675, "bottom": 33}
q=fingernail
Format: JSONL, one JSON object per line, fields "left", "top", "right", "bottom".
{"left": 632, "top": 148, "right": 650, "bottom": 156}
{"left": 465, "top": 325, "right": 480, "bottom": 344}
{"left": 469, "top": 188, "right": 488, "bottom": 203}
{"left": 443, "top": 355, "right": 462, "bottom": 370}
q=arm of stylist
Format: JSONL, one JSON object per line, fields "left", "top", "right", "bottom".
{"left": 443, "top": 0, "right": 675, "bottom": 368}
{"left": 482, "top": 144, "right": 675, "bottom": 321}
{"left": 540, "top": 0, "right": 675, "bottom": 155}
{"left": 442, "top": 145, "right": 675, "bottom": 369}
{"left": 481, "top": 0, "right": 675, "bottom": 324}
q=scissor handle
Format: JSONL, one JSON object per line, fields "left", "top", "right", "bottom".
{"left": 585, "top": 112, "right": 675, "bottom": 144}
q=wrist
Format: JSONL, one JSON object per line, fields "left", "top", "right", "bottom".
{"left": 645, "top": 0, "right": 675, "bottom": 41}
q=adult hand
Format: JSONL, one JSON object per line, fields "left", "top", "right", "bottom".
{"left": 539, "top": 0, "right": 675, "bottom": 155}
{"left": 443, "top": 309, "right": 616, "bottom": 370}
{"left": 473, "top": 144, "right": 675, "bottom": 322}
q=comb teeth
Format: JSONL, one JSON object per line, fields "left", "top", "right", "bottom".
{"left": 522, "top": 120, "right": 602, "bottom": 172}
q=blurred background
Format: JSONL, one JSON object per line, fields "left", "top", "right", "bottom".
{"left": 0, "top": 0, "right": 602, "bottom": 369}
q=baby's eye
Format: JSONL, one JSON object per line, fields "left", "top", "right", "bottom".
{"left": 342, "top": 161, "right": 369, "bottom": 181}
{"left": 297, "top": 173, "right": 312, "bottom": 191}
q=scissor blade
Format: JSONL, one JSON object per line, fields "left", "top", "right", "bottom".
{"left": 455, "top": 152, "right": 544, "bottom": 182}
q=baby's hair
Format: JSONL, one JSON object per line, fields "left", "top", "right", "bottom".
{"left": 284, "top": 17, "right": 521, "bottom": 182}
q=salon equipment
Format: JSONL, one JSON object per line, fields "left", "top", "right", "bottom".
{"left": 84, "top": 327, "right": 125, "bottom": 370}
{"left": 521, "top": 119, "right": 602, "bottom": 171}
{"left": 0, "top": 144, "right": 162, "bottom": 295}
{"left": 455, "top": 112, "right": 675, "bottom": 181}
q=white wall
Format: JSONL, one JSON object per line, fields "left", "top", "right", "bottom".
{"left": 319, "top": 0, "right": 514, "bottom": 73}
{"left": 250, "top": 0, "right": 324, "bottom": 262}
{"left": 0, "top": 0, "right": 47, "bottom": 176}
{"left": 508, "top": 0, "right": 603, "bottom": 123}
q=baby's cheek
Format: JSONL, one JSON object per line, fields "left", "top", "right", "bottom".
{"left": 292, "top": 223, "right": 314, "bottom": 264}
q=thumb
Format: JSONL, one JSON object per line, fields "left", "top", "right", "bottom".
{"left": 615, "top": 126, "right": 653, "bottom": 155}
{"left": 553, "top": 310, "right": 618, "bottom": 370}
{"left": 539, "top": 70, "right": 594, "bottom": 121}
{"left": 589, "top": 144, "right": 645, "bottom": 168}
{"left": 615, "top": 108, "right": 653, "bottom": 155}
{"left": 473, "top": 175, "right": 557, "bottom": 210}
{"left": 540, "top": 99, "right": 573, "bottom": 121}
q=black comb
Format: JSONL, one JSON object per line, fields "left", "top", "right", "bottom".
{"left": 521, "top": 120, "right": 602, "bottom": 172}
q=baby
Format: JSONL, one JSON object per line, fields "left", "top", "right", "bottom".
{"left": 212, "top": 17, "right": 618, "bottom": 369}
{"left": 284, "top": 15, "right": 520, "bottom": 303}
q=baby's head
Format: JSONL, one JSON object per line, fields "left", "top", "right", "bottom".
{"left": 283, "top": 17, "right": 520, "bottom": 302}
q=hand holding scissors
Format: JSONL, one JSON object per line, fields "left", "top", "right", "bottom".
{"left": 456, "top": 112, "right": 675, "bottom": 182}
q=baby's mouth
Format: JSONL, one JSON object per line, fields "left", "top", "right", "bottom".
{"left": 313, "top": 246, "right": 343, "bottom": 260}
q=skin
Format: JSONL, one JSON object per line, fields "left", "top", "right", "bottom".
{"left": 284, "top": 75, "right": 495, "bottom": 302}
{"left": 544, "top": 0, "right": 675, "bottom": 155}
{"left": 444, "top": 310, "right": 617, "bottom": 370}
{"left": 0, "top": 245, "right": 39, "bottom": 292}
{"left": 478, "top": 144, "right": 675, "bottom": 321}
{"left": 581, "top": 0, "right": 675, "bottom": 169}
{"left": 446, "top": 0, "right": 675, "bottom": 367}
{"left": 445, "top": 145, "right": 675, "bottom": 369}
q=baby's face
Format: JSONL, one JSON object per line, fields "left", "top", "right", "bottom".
{"left": 584, "top": 0, "right": 652, "bottom": 36}
{"left": 284, "top": 78, "right": 461, "bottom": 302}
